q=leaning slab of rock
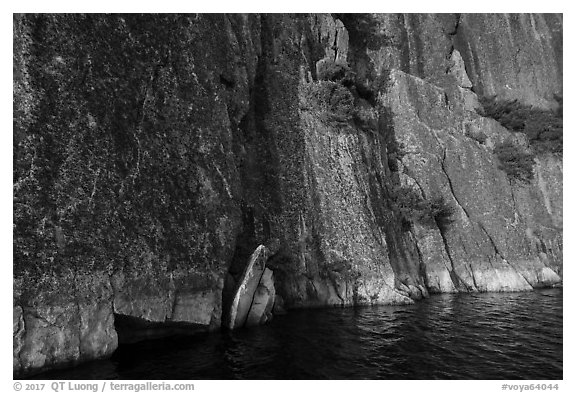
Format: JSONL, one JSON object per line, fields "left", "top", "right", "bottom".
{"left": 226, "top": 245, "right": 269, "bottom": 329}
{"left": 245, "top": 268, "right": 276, "bottom": 326}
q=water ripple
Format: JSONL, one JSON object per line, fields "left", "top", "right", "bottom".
{"left": 32, "top": 288, "right": 562, "bottom": 380}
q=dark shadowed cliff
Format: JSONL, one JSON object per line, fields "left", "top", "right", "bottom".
{"left": 13, "top": 13, "right": 562, "bottom": 376}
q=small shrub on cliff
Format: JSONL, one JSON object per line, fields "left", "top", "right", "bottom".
{"left": 494, "top": 139, "right": 535, "bottom": 184}
{"left": 465, "top": 128, "right": 488, "bottom": 145}
{"left": 429, "top": 197, "right": 457, "bottom": 232}
{"left": 316, "top": 59, "right": 355, "bottom": 86}
{"left": 300, "top": 80, "right": 355, "bottom": 124}
{"left": 477, "top": 95, "right": 563, "bottom": 154}
{"left": 390, "top": 185, "right": 456, "bottom": 230}
{"left": 353, "top": 99, "right": 379, "bottom": 131}
{"left": 386, "top": 139, "right": 407, "bottom": 172}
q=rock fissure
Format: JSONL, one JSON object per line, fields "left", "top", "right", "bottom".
{"left": 241, "top": 269, "right": 267, "bottom": 328}
{"left": 15, "top": 305, "right": 26, "bottom": 367}
{"left": 466, "top": 263, "right": 479, "bottom": 291}
{"left": 407, "top": 229, "right": 426, "bottom": 272}
{"left": 434, "top": 219, "right": 459, "bottom": 288}
{"left": 329, "top": 274, "right": 346, "bottom": 305}
{"left": 478, "top": 223, "right": 533, "bottom": 289}
{"left": 74, "top": 296, "right": 83, "bottom": 361}
{"left": 450, "top": 14, "right": 462, "bottom": 37}
{"left": 437, "top": 144, "right": 473, "bottom": 222}
{"left": 435, "top": 141, "right": 504, "bottom": 274}
{"left": 168, "top": 287, "right": 178, "bottom": 322}
{"left": 506, "top": 178, "right": 522, "bottom": 227}
{"left": 332, "top": 28, "right": 339, "bottom": 61}
{"left": 477, "top": 224, "right": 505, "bottom": 261}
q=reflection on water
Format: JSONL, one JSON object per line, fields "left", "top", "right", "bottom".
{"left": 33, "top": 288, "right": 562, "bottom": 379}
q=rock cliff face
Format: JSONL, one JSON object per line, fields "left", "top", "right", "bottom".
{"left": 13, "top": 13, "right": 562, "bottom": 376}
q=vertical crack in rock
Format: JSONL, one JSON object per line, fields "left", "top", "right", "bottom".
{"left": 433, "top": 138, "right": 530, "bottom": 290}
{"left": 452, "top": 14, "right": 461, "bottom": 36}
{"left": 333, "top": 28, "right": 339, "bottom": 61}
{"left": 407, "top": 229, "right": 429, "bottom": 286}
{"left": 72, "top": 270, "right": 83, "bottom": 361}
{"left": 168, "top": 290, "right": 178, "bottom": 323}
{"left": 242, "top": 268, "right": 267, "bottom": 328}
{"left": 19, "top": 314, "right": 26, "bottom": 366}
{"left": 465, "top": 264, "right": 479, "bottom": 290}
{"left": 429, "top": 140, "right": 478, "bottom": 291}
{"left": 399, "top": 170, "right": 454, "bottom": 285}
{"left": 329, "top": 274, "right": 346, "bottom": 306}
{"left": 15, "top": 304, "right": 26, "bottom": 368}
{"left": 447, "top": 14, "right": 478, "bottom": 97}
{"left": 478, "top": 224, "right": 503, "bottom": 259}
{"left": 435, "top": 223, "right": 464, "bottom": 291}
{"left": 507, "top": 177, "right": 522, "bottom": 228}
{"left": 446, "top": 13, "right": 462, "bottom": 58}
{"left": 399, "top": 134, "right": 475, "bottom": 291}
{"left": 168, "top": 274, "right": 177, "bottom": 322}
{"left": 438, "top": 144, "right": 472, "bottom": 221}
{"left": 76, "top": 299, "right": 83, "bottom": 360}
{"left": 438, "top": 143, "right": 494, "bottom": 272}
{"left": 478, "top": 223, "right": 533, "bottom": 289}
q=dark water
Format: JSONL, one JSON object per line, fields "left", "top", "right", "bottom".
{"left": 33, "top": 288, "right": 562, "bottom": 379}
